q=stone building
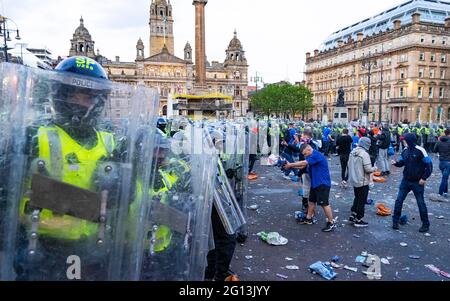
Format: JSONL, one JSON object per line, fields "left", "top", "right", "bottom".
{"left": 69, "top": 17, "right": 96, "bottom": 59}
{"left": 305, "top": 0, "right": 450, "bottom": 124}
{"left": 68, "top": 0, "right": 249, "bottom": 120}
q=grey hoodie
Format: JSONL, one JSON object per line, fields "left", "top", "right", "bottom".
{"left": 348, "top": 146, "right": 377, "bottom": 188}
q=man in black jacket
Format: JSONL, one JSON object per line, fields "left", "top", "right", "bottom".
{"left": 336, "top": 128, "right": 353, "bottom": 188}
{"left": 434, "top": 129, "right": 450, "bottom": 199}
{"left": 377, "top": 126, "right": 391, "bottom": 176}
{"left": 392, "top": 133, "right": 433, "bottom": 233}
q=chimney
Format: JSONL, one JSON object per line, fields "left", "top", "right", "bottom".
{"left": 393, "top": 20, "right": 401, "bottom": 30}
{"left": 357, "top": 32, "right": 364, "bottom": 42}
{"left": 412, "top": 12, "right": 421, "bottom": 24}
{"left": 115, "top": 56, "right": 120, "bottom": 63}
{"left": 445, "top": 17, "right": 450, "bottom": 29}
{"left": 306, "top": 52, "right": 311, "bottom": 59}
{"left": 314, "top": 49, "right": 319, "bottom": 56}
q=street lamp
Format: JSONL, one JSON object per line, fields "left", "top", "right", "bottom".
{"left": 0, "top": 15, "right": 21, "bottom": 63}
{"left": 250, "top": 72, "right": 263, "bottom": 94}
{"left": 361, "top": 49, "right": 385, "bottom": 125}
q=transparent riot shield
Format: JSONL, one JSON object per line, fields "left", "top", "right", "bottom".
{"left": 213, "top": 159, "right": 246, "bottom": 235}
{"left": 0, "top": 62, "right": 159, "bottom": 281}
{"left": 207, "top": 122, "right": 246, "bottom": 235}
{"left": 233, "top": 122, "right": 250, "bottom": 207}
{"left": 137, "top": 123, "right": 217, "bottom": 281}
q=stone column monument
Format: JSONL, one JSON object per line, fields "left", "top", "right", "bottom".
{"left": 193, "top": 0, "right": 208, "bottom": 87}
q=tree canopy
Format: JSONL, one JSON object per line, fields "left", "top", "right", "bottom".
{"left": 250, "top": 83, "right": 313, "bottom": 119}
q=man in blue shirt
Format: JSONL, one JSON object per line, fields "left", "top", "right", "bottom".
{"left": 285, "top": 144, "right": 336, "bottom": 232}
{"left": 322, "top": 125, "right": 333, "bottom": 157}
{"left": 392, "top": 133, "right": 433, "bottom": 233}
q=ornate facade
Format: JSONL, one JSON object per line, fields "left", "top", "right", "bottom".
{"left": 69, "top": 0, "right": 249, "bottom": 119}
{"left": 305, "top": 0, "right": 450, "bottom": 124}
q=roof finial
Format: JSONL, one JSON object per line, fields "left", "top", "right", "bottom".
{"left": 234, "top": 29, "right": 237, "bottom": 38}
{"left": 80, "top": 16, "right": 84, "bottom": 26}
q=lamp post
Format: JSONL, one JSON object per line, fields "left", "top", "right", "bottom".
{"left": 361, "top": 49, "right": 384, "bottom": 126}
{"left": 0, "top": 15, "right": 21, "bottom": 63}
{"left": 250, "top": 72, "right": 263, "bottom": 94}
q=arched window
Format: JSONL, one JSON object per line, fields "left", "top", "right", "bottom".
{"left": 79, "top": 44, "right": 84, "bottom": 52}
{"left": 160, "top": 10, "right": 164, "bottom": 16}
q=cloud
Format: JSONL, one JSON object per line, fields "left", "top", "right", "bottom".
{"left": 5, "top": 0, "right": 401, "bottom": 83}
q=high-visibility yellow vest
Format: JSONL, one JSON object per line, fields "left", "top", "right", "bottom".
{"left": 20, "top": 126, "right": 115, "bottom": 241}
{"left": 132, "top": 168, "right": 180, "bottom": 253}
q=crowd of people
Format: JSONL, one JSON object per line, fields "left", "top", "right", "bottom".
{"left": 274, "top": 120, "right": 450, "bottom": 233}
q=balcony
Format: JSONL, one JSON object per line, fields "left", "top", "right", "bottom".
{"left": 388, "top": 97, "right": 412, "bottom": 104}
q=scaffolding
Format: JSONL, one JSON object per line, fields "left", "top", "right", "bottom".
{"left": 172, "top": 93, "right": 234, "bottom": 119}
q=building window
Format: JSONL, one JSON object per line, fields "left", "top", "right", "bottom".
{"left": 431, "top": 54, "right": 436, "bottom": 62}
{"left": 386, "top": 90, "right": 390, "bottom": 99}
{"left": 420, "top": 36, "right": 425, "bottom": 43}
{"left": 441, "top": 54, "right": 447, "bottom": 63}
{"left": 430, "top": 69, "right": 435, "bottom": 78}
{"left": 443, "top": 38, "right": 447, "bottom": 45}
{"left": 441, "top": 70, "right": 446, "bottom": 79}
{"left": 387, "top": 58, "right": 392, "bottom": 66}
{"left": 399, "top": 54, "right": 407, "bottom": 63}
{"left": 419, "top": 53, "right": 425, "bottom": 61}
{"left": 115, "top": 100, "right": 120, "bottom": 107}
{"left": 440, "top": 87, "right": 445, "bottom": 99}
{"left": 419, "top": 69, "right": 424, "bottom": 78}
{"left": 400, "top": 69, "right": 405, "bottom": 79}
{"left": 432, "top": 36, "right": 436, "bottom": 44}
{"left": 400, "top": 87, "right": 405, "bottom": 98}
{"left": 373, "top": 90, "right": 376, "bottom": 100}
{"left": 429, "top": 87, "right": 434, "bottom": 98}
{"left": 418, "top": 86, "right": 423, "bottom": 98}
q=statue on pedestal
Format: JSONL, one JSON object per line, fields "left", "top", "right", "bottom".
{"left": 337, "top": 87, "right": 345, "bottom": 107}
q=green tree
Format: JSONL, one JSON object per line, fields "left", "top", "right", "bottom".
{"left": 250, "top": 83, "right": 314, "bottom": 120}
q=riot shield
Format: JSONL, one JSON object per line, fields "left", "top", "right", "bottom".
{"left": 213, "top": 159, "right": 246, "bottom": 235}
{"left": 207, "top": 122, "right": 247, "bottom": 235}
{"left": 0, "top": 62, "right": 159, "bottom": 281}
{"left": 137, "top": 123, "right": 217, "bottom": 280}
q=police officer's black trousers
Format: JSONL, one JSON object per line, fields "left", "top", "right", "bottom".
{"left": 205, "top": 206, "right": 237, "bottom": 281}
{"left": 249, "top": 154, "right": 257, "bottom": 173}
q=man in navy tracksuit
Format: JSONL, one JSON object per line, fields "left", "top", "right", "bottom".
{"left": 392, "top": 133, "right": 432, "bottom": 233}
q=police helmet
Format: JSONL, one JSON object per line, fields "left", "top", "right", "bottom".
{"left": 52, "top": 56, "right": 110, "bottom": 127}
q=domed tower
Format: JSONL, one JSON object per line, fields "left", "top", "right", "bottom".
{"left": 149, "top": 0, "right": 174, "bottom": 56}
{"left": 69, "top": 17, "right": 96, "bottom": 58}
{"left": 184, "top": 41, "right": 192, "bottom": 62}
{"left": 136, "top": 38, "right": 145, "bottom": 60}
{"left": 224, "top": 30, "right": 247, "bottom": 67}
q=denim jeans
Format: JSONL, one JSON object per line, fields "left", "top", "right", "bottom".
{"left": 377, "top": 148, "right": 390, "bottom": 173}
{"left": 322, "top": 141, "right": 330, "bottom": 156}
{"left": 282, "top": 151, "right": 295, "bottom": 176}
{"left": 393, "top": 179, "right": 430, "bottom": 227}
{"left": 439, "top": 161, "right": 450, "bottom": 196}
